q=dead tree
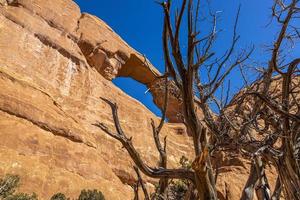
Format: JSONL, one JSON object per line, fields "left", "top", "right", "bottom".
{"left": 223, "top": 1, "right": 300, "bottom": 199}
{"left": 94, "top": 0, "right": 250, "bottom": 199}
{"left": 94, "top": 0, "right": 300, "bottom": 199}
{"left": 133, "top": 166, "right": 150, "bottom": 200}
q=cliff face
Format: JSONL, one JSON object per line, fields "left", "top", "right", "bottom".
{"left": 0, "top": 0, "right": 276, "bottom": 199}
{"left": 0, "top": 0, "right": 192, "bottom": 199}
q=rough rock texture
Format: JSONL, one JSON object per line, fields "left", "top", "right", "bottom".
{"left": 0, "top": 1, "right": 277, "bottom": 200}
{"left": 212, "top": 151, "right": 278, "bottom": 200}
{"left": 0, "top": 1, "right": 193, "bottom": 199}
{"left": 149, "top": 79, "right": 184, "bottom": 123}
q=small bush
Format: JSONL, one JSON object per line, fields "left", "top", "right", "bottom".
{"left": 0, "top": 174, "right": 37, "bottom": 200}
{"left": 179, "top": 156, "right": 192, "bottom": 170}
{"left": 0, "top": 174, "right": 20, "bottom": 198}
{"left": 167, "top": 180, "right": 189, "bottom": 200}
{"left": 0, "top": 174, "right": 106, "bottom": 200}
{"left": 4, "top": 193, "right": 38, "bottom": 200}
{"left": 50, "top": 193, "right": 69, "bottom": 200}
{"left": 78, "top": 189, "right": 105, "bottom": 200}
{"left": 150, "top": 157, "right": 193, "bottom": 200}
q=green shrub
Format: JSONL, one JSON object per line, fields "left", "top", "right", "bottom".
{"left": 0, "top": 174, "right": 37, "bottom": 200}
{"left": 179, "top": 156, "right": 192, "bottom": 170}
{"left": 167, "top": 180, "right": 189, "bottom": 200}
{"left": 0, "top": 174, "right": 20, "bottom": 198}
{"left": 4, "top": 193, "right": 38, "bottom": 200}
{"left": 78, "top": 189, "right": 105, "bottom": 200}
{"left": 50, "top": 193, "right": 69, "bottom": 200}
{"left": 0, "top": 174, "right": 106, "bottom": 200}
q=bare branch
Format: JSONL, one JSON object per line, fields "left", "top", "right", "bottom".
{"left": 93, "top": 98, "right": 195, "bottom": 182}
{"left": 134, "top": 166, "right": 150, "bottom": 200}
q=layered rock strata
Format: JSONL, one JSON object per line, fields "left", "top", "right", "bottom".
{"left": 0, "top": 0, "right": 278, "bottom": 199}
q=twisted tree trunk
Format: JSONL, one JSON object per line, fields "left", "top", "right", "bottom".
{"left": 192, "top": 146, "right": 218, "bottom": 200}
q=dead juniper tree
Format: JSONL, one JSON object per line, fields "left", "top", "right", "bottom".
{"left": 93, "top": 0, "right": 252, "bottom": 199}
{"left": 219, "top": 1, "right": 300, "bottom": 199}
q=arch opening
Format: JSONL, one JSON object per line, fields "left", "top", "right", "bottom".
{"left": 112, "top": 77, "right": 162, "bottom": 117}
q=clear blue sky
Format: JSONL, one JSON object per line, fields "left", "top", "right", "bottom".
{"left": 74, "top": 0, "right": 298, "bottom": 116}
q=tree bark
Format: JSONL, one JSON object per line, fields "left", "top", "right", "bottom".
{"left": 240, "top": 162, "right": 259, "bottom": 200}
{"left": 192, "top": 147, "right": 218, "bottom": 200}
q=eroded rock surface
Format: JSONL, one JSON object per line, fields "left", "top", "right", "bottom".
{"left": 0, "top": 1, "right": 278, "bottom": 200}
{"left": 0, "top": 1, "right": 193, "bottom": 199}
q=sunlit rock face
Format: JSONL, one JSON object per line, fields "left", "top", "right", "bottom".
{"left": 0, "top": 0, "right": 193, "bottom": 199}
{"left": 0, "top": 0, "right": 278, "bottom": 199}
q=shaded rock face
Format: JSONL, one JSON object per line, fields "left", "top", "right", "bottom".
{"left": 0, "top": 1, "right": 277, "bottom": 200}
{"left": 149, "top": 79, "right": 184, "bottom": 123}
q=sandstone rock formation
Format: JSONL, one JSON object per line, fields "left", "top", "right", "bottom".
{"left": 0, "top": 0, "right": 192, "bottom": 199}
{"left": 0, "top": 0, "right": 277, "bottom": 199}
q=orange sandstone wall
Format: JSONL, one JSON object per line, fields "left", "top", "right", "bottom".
{"left": 0, "top": 0, "right": 277, "bottom": 199}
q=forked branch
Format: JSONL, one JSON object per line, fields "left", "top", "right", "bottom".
{"left": 93, "top": 97, "right": 195, "bottom": 182}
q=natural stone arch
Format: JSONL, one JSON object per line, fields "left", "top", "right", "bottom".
{"left": 77, "top": 13, "right": 183, "bottom": 123}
